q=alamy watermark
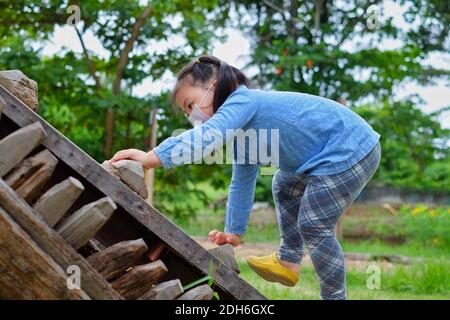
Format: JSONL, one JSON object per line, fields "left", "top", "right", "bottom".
{"left": 366, "top": 263, "right": 381, "bottom": 290}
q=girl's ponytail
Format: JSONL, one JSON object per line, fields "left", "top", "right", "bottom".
{"left": 171, "top": 55, "right": 250, "bottom": 114}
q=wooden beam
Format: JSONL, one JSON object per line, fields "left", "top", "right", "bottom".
{"left": 103, "top": 159, "right": 148, "bottom": 199}
{"left": 0, "top": 206, "right": 89, "bottom": 299}
{"left": 0, "top": 85, "right": 266, "bottom": 300}
{"left": 146, "top": 240, "right": 167, "bottom": 262}
{"left": 111, "top": 260, "right": 167, "bottom": 299}
{"left": 138, "top": 279, "right": 183, "bottom": 300}
{"left": 0, "top": 178, "right": 123, "bottom": 299}
{"left": 0, "top": 121, "right": 46, "bottom": 177}
{"left": 86, "top": 238, "right": 148, "bottom": 280}
{"left": 5, "top": 149, "right": 58, "bottom": 202}
{"left": 177, "top": 284, "right": 214, "bottom": 300}
{"left": 33, "top": 176, "right": 85, "bottom": 227}
{"left": 56, "top": 197, "right": 117, "bottom": 249}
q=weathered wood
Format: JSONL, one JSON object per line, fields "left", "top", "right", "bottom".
{"left": 104, "top": 159, "right": 148, "bottom": 199}
{"left": 0, "top": 71, "right": 38, "bottom": 112}
{"left": 56, "top": 196, "right": 117, "bottom": 249}
{"left": 177, "top": 284, "right": 214, "bottom": 300}
{"left": 147, "top": 240, "right": 167, "bottom": 262}
{"left": 87, "top": 238, "right": 148, "bottom": 280}
{"left": 33, "top": 176, "right": 84, "bottom": 227}
{"left": 0, "top": 95, "right": 4, "bottom": 118}
{"left": 111, "top": 260, "right": 168, "bottom": 299}
{"left": 0, "top": 121, "right": 46, "bottom": 177}
{"left": 0, "top": 206, "right": 89, "bottom": 300}
{"left": 208, "top": 244, "right": 240, "bottom": 274}
{"left": 138, "top": 279, "right": 183, "bottom": 300}
{"left": 5, "top": 149, "right": 58, "bottom": 202}
{"left": 1, "top": 85, "right": 266, "bottom": 300}
{"left": 0, "top": 178, "right": 123, "bottom": 299}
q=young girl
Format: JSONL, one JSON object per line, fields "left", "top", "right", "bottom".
{"left": 109, "top": 55, "right": 381, "bottom": 300}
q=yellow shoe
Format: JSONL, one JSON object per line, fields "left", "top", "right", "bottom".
{"left": 247, "top": 252, "right": 299, "bottom": 287}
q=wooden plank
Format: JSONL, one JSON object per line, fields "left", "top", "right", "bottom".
{"left": 138, "top": 279, "right": 183, "bottom": 300}
{"left": 0, "top": 121, "right": 46, "bottom": 177}
{"left": 0, "top": 95, "right": 4, "bottom": 118}
{"left": 177, "top": 284, "right": 214, "bottom": 300}
{"left": 111, "top": 260, "right": 168, "bottom": 299}
{"left": 0, "top": 178, "right": 123, "bottom": 299}
{"left": 86, "top": 238, "right": 148, "bottom": 280}
{"left": 5, "top": 149, "right": 58, "bottom": 202}
{"left": 33, "top": 176, "right": 85, "bottom": 227}
{"left": 0, "top": 206, "right": 89, "bottom": 300}
{"left": 208, "top": 244, "right": 240, "bottom": 274}
{"left": 0, "top": 84, "right": 266, "bottom": 300}
{"left": 56, "top": 197, "right": 117, "bottom": 249}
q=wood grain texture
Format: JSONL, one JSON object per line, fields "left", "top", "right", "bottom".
{"left": 33, "top": 176, "right": 85, "bottom": 227}
{"left": 0, "top": 121, "right": 46, "bottom": 177}
{"left": 0, "top": 178, "right": 123, "bottom": 300}
{"left": 138, "top": 279, "right": 183, "bottom": 300}
{"left": 5, "top": 149, "right": 58, "bottom": 202}
{"left": 56, "top": 197, "right": 117, "bottom": 249}
{"left": 86, "top": 238, "right": 148, "bottom": 280}
{"left": 0, "top": 84, "right": 266, "bottom": 300}
{"left": 0, "top": 206, "right": 89, "bottom": 300}
{"left": 111, "top": 260, "right": 167, "bottom": 299}
{"left": 0, "top": 70, "right": 38, "bottom": 112}
{"left": 177, "top": 284, "right": 214, "bottom": 300}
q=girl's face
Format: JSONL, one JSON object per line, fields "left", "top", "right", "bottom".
{"left": 175, "top": 79, "right": 217, "bottom": 118}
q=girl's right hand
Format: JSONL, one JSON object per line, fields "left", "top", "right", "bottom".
{"left": 208, "top": 229, "right": 241, "bottom": 247}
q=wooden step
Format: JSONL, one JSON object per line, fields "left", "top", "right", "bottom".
{"left": 177, "top": 284, "right": 214, "bottom": 300}
{"left": 138, "top": 279, "right": 183, "bottom": 300}
{"left": 0, "top": 122, "right": 46, "bottom": 177}
{"left": 86, "top": 238, "right": 148, "bottom": 280}
{"left": 33, "top": 176, "right": 85, "bottom": 227}
{"left": 56, "top": 197, "right": 117, "bottom": 249}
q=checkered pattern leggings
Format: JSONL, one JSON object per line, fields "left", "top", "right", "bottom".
{"left": 273, "top": 141, "right": 381, "bottom": 300}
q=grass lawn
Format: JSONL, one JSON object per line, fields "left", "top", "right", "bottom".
{"left": 159, "top": 183, "right": 450, "bottom": 300}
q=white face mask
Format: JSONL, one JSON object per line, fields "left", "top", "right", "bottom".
{"left": 188, "top": 82, "right": 214, "bottom": 127}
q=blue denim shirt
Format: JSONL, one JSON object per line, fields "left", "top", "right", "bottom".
{"left": 154, "top": 84, "right": 380, "bottom": 235}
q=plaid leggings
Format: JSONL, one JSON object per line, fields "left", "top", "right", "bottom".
{"left": 273, "top": 141, "right": 381, "bottom": 300}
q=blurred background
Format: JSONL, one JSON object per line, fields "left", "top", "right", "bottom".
{"left": 0, "top": 0, "right": 448, "bottom": 299}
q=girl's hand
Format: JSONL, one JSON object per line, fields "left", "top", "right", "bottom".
{"left": 109, "top": 148, "right": 147, "bottom": 167}
{"left": 208, "top": 229, "right": 241, "bottom": 247}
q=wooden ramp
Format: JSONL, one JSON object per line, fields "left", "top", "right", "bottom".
{"left": 0, "top": 82, "right": 266, "bottom": 300}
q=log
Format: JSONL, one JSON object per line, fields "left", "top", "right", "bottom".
{"left": 0, "top": 122, "right": 47, "bottom": 177}
{"left": 5, "top": 149, "right": 58, "bottom": 202}
{"left": 0, "top": 70, "right": 38, "bottom": 112}
{"left": 56, "top": 196, "right": 117, "bottom": 249}
{"left": 0, "top": 95, "right": 5, "bottom": 118}
{"left": 177, "top": 284, "right": 214, "bottom": 300}
{"left": 33, "top": 176, "right": 84, "bottom": 227}
{"left": 208, "top": 244, "right": 240, "bottom": 274}
{"left": 138, "top": 279, "right": 183, "bottom": 300}
{"left": 107, "top": 160, "right": 148, "bottom": 199}
{"left": 0, "top": 206, "right": 89, "bottom": 300}
{"left": 86, "top": 238, "right": 148, "bottom": 280}
{"left": 0, "top": 178, "right": 123, "bottom": 299}
{"left": 147, "top": 240, "right": 167, "bottom": 262}
{"left": 111, "top": 260, "right": 168, "bottom": 299}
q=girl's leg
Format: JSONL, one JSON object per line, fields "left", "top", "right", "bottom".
{"left": 272, "top": 169, "right": 308, "bottom": 265}
{"left": 299, "top": 142, "right": 381, "bottom": 300}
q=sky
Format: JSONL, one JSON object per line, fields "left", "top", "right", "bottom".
{"left": 40, "top": 1, "right": 449, "bottom": 128}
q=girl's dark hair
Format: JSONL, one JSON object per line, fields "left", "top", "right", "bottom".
{"left": 170, "top": 55, "right": 250, "bottom": 114}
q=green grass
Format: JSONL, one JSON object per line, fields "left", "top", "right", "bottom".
{"left": 238, "top": 259, "right": 450, "bottom": 300}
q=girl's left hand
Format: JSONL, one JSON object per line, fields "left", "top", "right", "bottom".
{"left": 109, "top": 148, "right": 147, "bottom": 166}
{"left": 208, "top": 229, "right": 241, "bottom": 247}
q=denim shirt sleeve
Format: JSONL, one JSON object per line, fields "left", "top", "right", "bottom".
{"left": 224, "top": 160, "right": 259, "bottom": 235}
{"left": 153, "top": 88, "right": 255, "bottom": 168}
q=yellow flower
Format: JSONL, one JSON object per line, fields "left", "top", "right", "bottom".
{"left": 412, "top": 207, "right": 423, "bottom": 216}
{"left": 429, "top": 210, "right": 437, "bottom": 217}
